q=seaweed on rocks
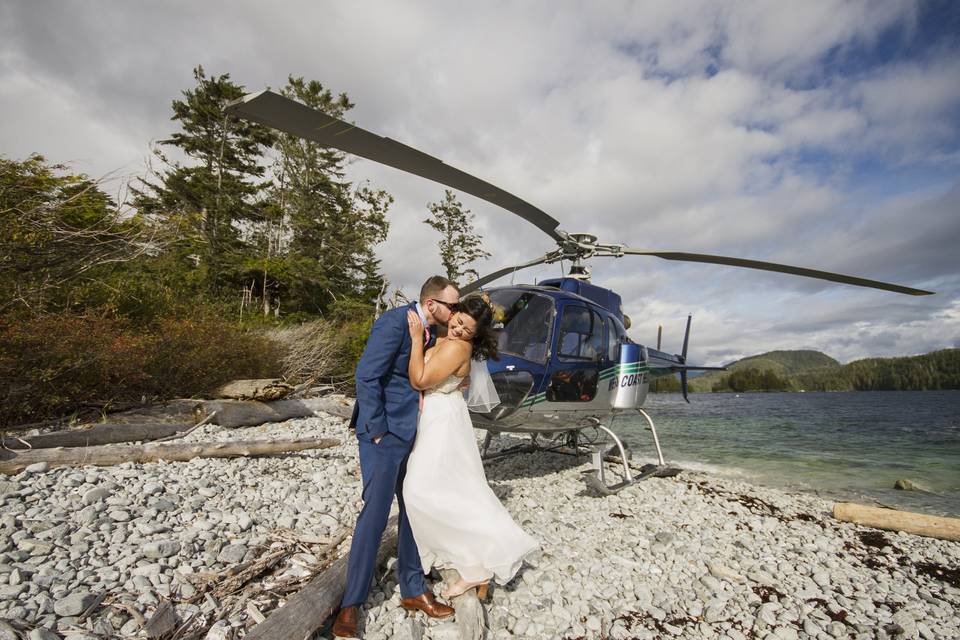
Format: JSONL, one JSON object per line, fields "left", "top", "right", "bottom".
{"left": 839, "top": 526, "right": 960, "bottom": 606}
{"left": 806, "top": 597, "right": 855, "bottom": 637}
{"left": 857, "top": 530, "right": 901, "bottom": 553}
{"left": 915, "top": 561, "right": 960, "bottom": 588}
{"left": 609, "top": 610, "right": 697, "bottom": 637}
{"left": 873, "top": 599, "right": 903, "bottom": 613}
{"left": 752, "top": 584, "right": 785, "bottom": 603}
{"left": 687, "top": 481, "right": 780, "bottom": 517}
{"left": 794, "top": 512, "right": 823, "bottom": 527}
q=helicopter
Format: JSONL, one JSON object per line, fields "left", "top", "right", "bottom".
{"left": 226, "top": 90, "right": 933, "bottom": 494}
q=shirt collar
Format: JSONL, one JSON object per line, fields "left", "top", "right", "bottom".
{"left": 414, "top": 302, "right": 429, "bottom": 329}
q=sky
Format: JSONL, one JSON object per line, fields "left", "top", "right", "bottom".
{"left": 2, "top": 1, "right": 959, "bottom": 366}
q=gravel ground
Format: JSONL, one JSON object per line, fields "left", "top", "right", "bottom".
{"left": 1, "top": 402, "right": 958, "bottom": 639}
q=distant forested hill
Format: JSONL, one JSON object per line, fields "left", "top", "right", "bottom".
{"left": 686, "top": 350, "right": 838, "bottom": 392}
{"left": 680, "top": 349, "right": 960, "bottom": 392}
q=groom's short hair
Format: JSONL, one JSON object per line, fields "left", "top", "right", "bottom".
{"left": 419, "top": 275, "right": 458, "bottom": 302}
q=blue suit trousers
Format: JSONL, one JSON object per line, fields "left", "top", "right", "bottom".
{"left": 340, "top": 432, "right": 426, "bottom": 607}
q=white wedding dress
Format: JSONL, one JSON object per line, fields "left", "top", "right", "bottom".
{"left": 403, "top": 367, "right": 538, "bottom": 584}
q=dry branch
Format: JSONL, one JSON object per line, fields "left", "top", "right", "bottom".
{"left": 269, "top": 321, "right": 342, "bottom": 384}
{"left": 0, "top": 436, "right": 339, "bottom": 475}
{"left": 171, "top": 526, "right": 352, "bottom": 638}
{"left": 245, "top": 516, "right": 398, "bottom": 640}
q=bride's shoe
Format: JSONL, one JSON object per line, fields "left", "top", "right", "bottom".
{"left": 441, "top": 580, "right": 490, "bottom": 600}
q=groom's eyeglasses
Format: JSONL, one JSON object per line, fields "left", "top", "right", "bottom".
{"left": 430, "top": 299, "right": 460, "bottom": 312}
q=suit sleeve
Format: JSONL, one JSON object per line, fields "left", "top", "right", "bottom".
{"left": 354, "top": 310, "right": 406, "bottom": 437}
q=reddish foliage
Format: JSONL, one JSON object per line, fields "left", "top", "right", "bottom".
{"left": 0, "top": 310, "right": 281, "bottom": 426}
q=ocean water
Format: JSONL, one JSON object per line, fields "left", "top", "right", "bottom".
{"left": 616, "top": 391, "right": 960, "bottom": 517}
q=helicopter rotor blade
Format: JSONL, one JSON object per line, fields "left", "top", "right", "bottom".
{"left": 227, "top": 90, "right": 566, "bottom": 243}
{"left": 460, "top": 254, "right": 556, "bottom": 295}
{"left": 620, "top": 249, "right": 934, "bottom": 296}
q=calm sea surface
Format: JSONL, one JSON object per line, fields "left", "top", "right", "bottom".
{"left": 616, "top": 391, "right": 960, "bottom": 517}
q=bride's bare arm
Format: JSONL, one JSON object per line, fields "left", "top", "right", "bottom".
{"left": 406, "top": 311, "right": 469, "bottom": 390}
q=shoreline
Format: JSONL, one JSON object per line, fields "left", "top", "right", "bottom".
{"left": 1, "top": 405, "right": 958, "bottom": 639}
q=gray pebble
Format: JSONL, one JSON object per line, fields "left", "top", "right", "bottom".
{"left": 142, "top": 540, "right": 180, "bottom": 559}
{"left": 217, "top": 544, "right": 247, "bottom": 564}
{"left": 82, "top": 488, "right": 111, "bottom": 505}
{"left": 53, "top": 591, "right": 96, "bottom": 617}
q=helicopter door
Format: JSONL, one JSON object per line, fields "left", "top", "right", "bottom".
{"left": 546, "top": 304, "right": 605, "bottom": 407}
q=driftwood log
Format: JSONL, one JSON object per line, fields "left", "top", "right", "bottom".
{"left": 245, "top": 516, "right": 398, "bottom": 640}
{"left": 833, "top": 502, "right": 960, "bottom": 541}
{"left": 105, "top": 399, "right": 203, "bottom": 424}
{"left": 200, "top": 397, "right": 354, "bottom": 428}
{"left": 0, "top": 436, "right": 339, "bottom": 475}
{"left": 0, "top": 422, "right": 194, "bottom": 450}
{"left": 214, "top": 379, "right": 295, "bottom": 402}
{"left": 0, "top": 400, "right": 200, "bottom": 434}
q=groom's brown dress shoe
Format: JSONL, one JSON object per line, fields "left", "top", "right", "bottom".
{"left": 400, "top": 592, "right": 455, "bottom": 618}
{"left": 332, "top": 606, "right": 359, "bottom": 638}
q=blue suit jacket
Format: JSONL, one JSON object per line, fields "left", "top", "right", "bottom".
{"left": 351, "top": 303, "right": 432, "bottom": 443}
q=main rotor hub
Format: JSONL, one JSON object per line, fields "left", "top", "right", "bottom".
{"left": 556, "top": 232, "right": 624, "bottom": 262}
{"left": 567, "top": 232, "right": 598, "bottom": 246}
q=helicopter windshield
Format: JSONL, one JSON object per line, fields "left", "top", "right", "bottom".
{"left": 486, "top": 289, "right": 555, "bottom": 363}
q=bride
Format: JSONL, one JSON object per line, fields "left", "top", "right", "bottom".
{"left": 404, "top": 295, "right": 538, "bottom": 599}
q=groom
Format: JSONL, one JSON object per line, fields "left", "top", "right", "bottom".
{"left": 333, "top": 276, "right": 460, "bottom": 638}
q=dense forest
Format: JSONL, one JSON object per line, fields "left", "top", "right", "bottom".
{"left": 669, "top": 349, "right": 960, "bottom": 393}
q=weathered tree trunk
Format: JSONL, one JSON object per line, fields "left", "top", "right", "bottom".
{"left": 0, "top": 400, "right": 199, "bottom": 433}
{"left": 0, "top": 437, "right": 339, "bottom": 475}
{"left": 105, "top": 399, "right": 203, "bottom": 424}
{"left": 214, "top": 379, "right": 294, "bottom": 401}
{"left": 1, "top": 422, "right": 194, "bottom": 450}
{"left": 833, "top": 502, "right": 960, "bottom": 541}
{"left": 245, "top": 516, "right": 398, "bottom": 640}
{"left": 199, "top": 397, "right": 354, "bottom": 428}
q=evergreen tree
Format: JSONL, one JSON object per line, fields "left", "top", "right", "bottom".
{"left": 133, "top": 66, "right": 276, "bottom": 295}
{"left": 423, "top": 190, "right": 490, "bottom": 282}
{"left": 261, "top": 76, "right": 391, "bottom": 316}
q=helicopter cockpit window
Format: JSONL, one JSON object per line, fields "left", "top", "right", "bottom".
{"left": 486, "top": 289, "right": 555, "bottom": 363}
{"left": 557, "top": 306, "right": 604, "bottom": 362}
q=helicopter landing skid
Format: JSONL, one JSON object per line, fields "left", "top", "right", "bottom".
{"left": 581, "top": 409, "right": 680, "bottom": 495}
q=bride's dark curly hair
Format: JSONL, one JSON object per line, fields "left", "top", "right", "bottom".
{"left": 458, "top": 295, "right": 499, "bottom": 361}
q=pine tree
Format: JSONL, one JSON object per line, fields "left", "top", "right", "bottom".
{"left": 133, "top": 66, "right": 276, "bottom": 295}
{"left": 262, "top": 76, "right": 391, "bottom": 316}
{"left": 423, "top": 190, "right": 490, "bottom": 282}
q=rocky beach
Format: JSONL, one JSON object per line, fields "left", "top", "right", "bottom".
{"left": 1, "top": 403, "right": 958, "bottom": 640}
